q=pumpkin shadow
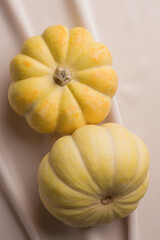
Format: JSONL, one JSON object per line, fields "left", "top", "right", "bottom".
{"left": 35, "top": 195, "right": 102, "bottom": 239}
{"left": 2, "top": 79, "right": 61, "bottom": 155}
{"left": 35, "top": 196, "right": 76, "bottom": 237}
{"left": 3, "top": 86, "right": 56, "bottom": 157}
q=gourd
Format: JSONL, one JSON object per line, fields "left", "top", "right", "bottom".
{"left": 8, "top": 25, "right": 118, "bottom": 134}
{"left": 38, "top": 123, "right": 149, "bottom": 227}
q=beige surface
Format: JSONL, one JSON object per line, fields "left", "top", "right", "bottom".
{"left": 0, "top": 0, "right": 159, "bottom": 239}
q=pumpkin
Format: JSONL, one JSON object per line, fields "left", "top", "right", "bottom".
{"left": 8, "top": 25, "right": 118, "bottom": 134}
{"left": 38, "top": 123, "right": 149, "bottom": 227}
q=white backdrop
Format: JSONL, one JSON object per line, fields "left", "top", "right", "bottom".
{"left": 0, "top": 0, "right": 159, "bottom": 239}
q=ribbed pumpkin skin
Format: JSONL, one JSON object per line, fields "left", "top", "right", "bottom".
{"left": 38, "top": 123, "right": 149, "bottom": 227}
{"left": 8, "top": 25, "right": 118, "bottom": 134}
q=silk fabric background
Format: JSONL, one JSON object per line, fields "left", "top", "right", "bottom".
{"left": 0, "top": 0, "right": 159, "bottom": 239}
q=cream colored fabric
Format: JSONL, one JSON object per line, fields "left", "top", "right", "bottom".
{"left": 0, "top": 0, "right": 159, "bottom": 239}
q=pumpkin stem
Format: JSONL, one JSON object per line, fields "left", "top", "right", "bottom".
{"left": 101, "top": 195, "right": 113, "bottom": 205}
{"left": 53, "top": 67, "right": 72, "bottom": 86}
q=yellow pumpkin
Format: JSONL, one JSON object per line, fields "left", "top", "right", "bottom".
{"left": 8, "top": 25, "right": 118, "bottom": 134}
{"left": 38, "top": 123, "right": 149, "bottom": 227}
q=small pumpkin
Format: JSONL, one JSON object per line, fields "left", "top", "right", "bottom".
{"left": 38, "top": 123, "right": 149, "bottom": 227}
{"left": 8, "top": 25, "right": 118, "bottom": 134}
